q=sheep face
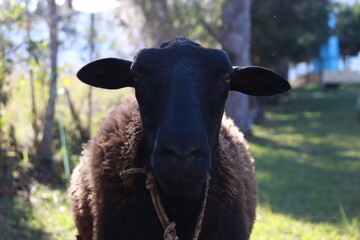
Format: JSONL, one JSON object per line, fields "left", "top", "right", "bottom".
{"left": 76, "top": 37, "right": 291, "bottom": 198}
{"left": 131, "top": 44, "right": 232, "bottom": 198}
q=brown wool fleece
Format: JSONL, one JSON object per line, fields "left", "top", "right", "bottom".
{"left": 69, "top": 97, "right": 257, "bottom": 240}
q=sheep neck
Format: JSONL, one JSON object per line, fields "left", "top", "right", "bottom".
{"left": 119, "top": 169, "right": 210, "bottom": 240}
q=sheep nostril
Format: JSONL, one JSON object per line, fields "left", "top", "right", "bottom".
{"left": 186, "top": 145, "right": 203, "bottom": 160}
{"left": 162, "top": 146, "right": 178, "bottom": 158}
{"left": 161, "top": 144, "right": 203, "bottom": 160}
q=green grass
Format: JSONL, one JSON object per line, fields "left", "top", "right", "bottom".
{"left": 0, "top": 184, "right": 76, "bottom": 240}
{"left": 0, "top": 183, "right": 76, "bottom": 240}
{"left": 250, "top": 84, "right": 360, "bottom": 239}
{"left": 1, "top": 84, "right": 359, "bottom": 239}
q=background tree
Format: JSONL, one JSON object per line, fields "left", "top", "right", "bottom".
{"left": 132, "top": 0, "right": 177, "bottom": 46}
{"left": 335, "top": 2, "right": 360, "bottom": 68}
{"left": 249, "top": 0, "right": 330, "bottom": 113}
{"left": 87, "top": 13, "right": 96, "bottom": 139}
{"left": 251, "top": 0, "right": 331, "bottom": 77}
{"left": 38, "top": 0, "right": 59, "bottom": 168}
{"left": 220, "top": 0, "right": 253, "bottom": 133}
{"left": 0, "top": 0, "right": 26, "bottom": 195}
{"left": 37, "top": 0, "right": 78, "bottom": 167}
{"left": 24, "top": 0, "right": 45, "bottom": 155}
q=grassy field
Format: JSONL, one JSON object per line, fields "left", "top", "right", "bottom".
{"left": 1, "top": 84, "right": 359, "bottom": 239}
{"left": 250, "top": 84, "right": 360, "bottom": 239}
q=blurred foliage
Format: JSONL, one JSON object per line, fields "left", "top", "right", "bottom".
{"left": 251, "top": 0, "right": 331, "bottom": 66}
{"left": 0, "top": 0, "right": 27, "bottom": 196}
{"left": 129, "top": 0, "right": 224, "bottom": 47}
{"left": 0, "top": 1, "right": 26, "bottom": 26}
{"left": 0, "top": 0, "right": 134, "bottom": 184}
{"left": 335, "top": 2, "right": 360, "bottom": 57}
{"left": 129, "top": 0, "right": 334, "bottom": 86}
{"left": 0, "top": 0, "right": 26, "bottom": 106}
{"left": 132, "top": 0, "right": 332, "bottom": 66}
{"left": 170, "top": 0, "right": 223, "bottom": 48}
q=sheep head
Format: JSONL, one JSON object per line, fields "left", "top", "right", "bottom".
{"left": 76, "top": 37, "right": 290, "bottom": 199}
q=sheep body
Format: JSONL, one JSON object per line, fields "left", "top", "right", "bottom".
{"left": 69, "top": 97, "right": 257, "bottom": 240}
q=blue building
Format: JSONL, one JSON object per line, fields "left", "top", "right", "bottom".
{"left": 313, "top": 13, "right": 340, "bottom": 72}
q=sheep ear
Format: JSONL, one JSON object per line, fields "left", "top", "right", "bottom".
{"left": 77, "top": 58, "right": 134, "bottom": 89}
{"left": 230, "top": 66, "right": 291, "bottom": 96}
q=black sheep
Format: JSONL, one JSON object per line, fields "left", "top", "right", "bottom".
{"left": 69, "top": 37, "right": 290, "bottom": 240}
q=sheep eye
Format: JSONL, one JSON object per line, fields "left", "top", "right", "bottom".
{"left": 133, "top": 73, "right": 142, "bottom": 82}
{"left": 223, "top": 73, "right": 231, "bottom": 83}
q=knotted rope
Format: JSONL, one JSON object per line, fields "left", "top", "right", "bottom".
{"left": 120, "top": 168, "right": 210, "bottom": 240}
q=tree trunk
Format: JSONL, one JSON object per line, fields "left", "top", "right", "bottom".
{"left": 87, "top": 13, "right": 96, "bottom": 138}
{"left": 271, "top": 57, "right": 289, "bottom": 105}
{"left": 220, "top": 0, "right": 253, "bottom": 134}
{"left": 38, "top": 0, "right": 58, "bottom": 168}
{"left": 65, "top": 89, "right": 89, "bottom": 141}
{"left": 0, "top": 112, "right": 9, "bottom": 196}
{"left": 25, "top": 3, "right": 40, "bottom": 153}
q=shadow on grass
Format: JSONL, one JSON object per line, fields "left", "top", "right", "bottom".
{"left": 248, "top": 84, "right": 360, "bottom": 225}
{"left": 0, "top": 193, "right": 51, "bottom": 240}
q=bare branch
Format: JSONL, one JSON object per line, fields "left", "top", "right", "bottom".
{"left": 5, "top": 43, "right": 23, "bottom": 56}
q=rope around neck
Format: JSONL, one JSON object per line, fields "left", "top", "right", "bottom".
{"left": 120, "top": 168, "right": 210, "bottom": 240}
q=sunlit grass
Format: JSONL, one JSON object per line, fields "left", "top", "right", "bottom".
{"left": 250, "top": 84, "right": 360, "bottom": 239}
{"left": 0, "top": 183, "right": 76, "bottom": 240}
{"left": 28, "top": 184, "right": 77, "bottom": 240}
{"left": 252, "top": 205, "right": 360, "bottom": 240}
